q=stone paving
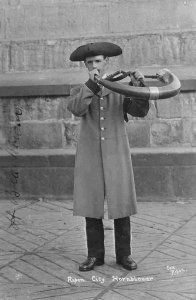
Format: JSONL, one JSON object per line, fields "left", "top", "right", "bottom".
{"left": 0, "top": 199, "right": 195, "bottom": 300}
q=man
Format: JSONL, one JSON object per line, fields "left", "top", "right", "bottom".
{"left": 67, "top": 42, "right": 149, "bottom": 271}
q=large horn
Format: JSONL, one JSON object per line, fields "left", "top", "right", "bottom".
{"left": 96, "top": 69, "right": 181, "bottom": 100}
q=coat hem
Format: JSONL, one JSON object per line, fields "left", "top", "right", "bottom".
{"left": 73, "top": 211, "right": 138, "bottom": 219}
{"left": 73, "top": 212, "right": 104, "bottom": 219}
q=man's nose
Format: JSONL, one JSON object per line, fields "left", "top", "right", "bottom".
{"left": 92, "top": 62, "right": 97, "bottom": 68}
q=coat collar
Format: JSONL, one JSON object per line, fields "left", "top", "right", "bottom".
{"left": 97, "top": 87, "right": 111, "bottom": 97}
{"left": 102, "top": 87, "right": 112, "bottom": 97}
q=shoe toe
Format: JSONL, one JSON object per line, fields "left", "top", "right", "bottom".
{"left": 117, "top": 256, "right": 137, "bottom": 270}
{"left": 79, "top": 257, "right": 104, "bottom": 272}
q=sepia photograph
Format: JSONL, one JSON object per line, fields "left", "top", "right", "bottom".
{"left": 0, "top": 0, "right": 196, "bottom": 299}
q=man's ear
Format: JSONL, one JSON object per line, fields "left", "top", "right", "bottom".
{"left": 105, "top": 57, "right": 109, "bottom": 64}
{"left": 104, "top": 57, "right": 109, "bottom": 69}
{"left": 84, "top": 60, "right": 87, "bottom": 68}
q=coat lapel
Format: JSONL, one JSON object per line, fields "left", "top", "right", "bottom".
{"left": 97, "top": 87, "right": 111, "bottom": 97}
{"left": 102, "top": 87, "right": 112, "bottom": 97}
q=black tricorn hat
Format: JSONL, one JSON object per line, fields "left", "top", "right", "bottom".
{"left": 70, "top": 42, "right": 122, "bottom": 61}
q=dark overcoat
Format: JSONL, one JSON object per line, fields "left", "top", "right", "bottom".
{"left": 67, "top": 80, "right": 149, "bottom": 219}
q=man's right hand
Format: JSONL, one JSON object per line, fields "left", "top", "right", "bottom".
{"left": 89, "top": 69, "right": 100, "bottom": 82}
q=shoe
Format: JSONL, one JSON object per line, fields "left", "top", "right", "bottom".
{"left": 79, "top": 257, "right": 104, "bottom": 271}
{"left": 116, "top": 255, "right": 137, "bottom": 270}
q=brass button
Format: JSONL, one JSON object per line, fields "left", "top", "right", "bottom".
{"left": 101, "top": 127, "right": 105, "bottom": 131}
{"left": 101, "top": 137, "right": 105, "bottom": 141}
{"left": 100, "top": 106, "right": 104, "bottom": 110}
{"left": 100, "top": 117, "right": 104, "bottom": 120}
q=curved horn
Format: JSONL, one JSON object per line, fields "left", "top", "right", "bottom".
{"left": 96, "top": 69, "right": 181, "bottom": 100}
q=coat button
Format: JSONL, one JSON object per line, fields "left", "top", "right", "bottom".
{"left": 101, "top": 137, "right": 105, "bottom": 141}
{"left": 100, "top": 117, "right": 104, "bottom": 120}
{"left": 101, "top": 127, "right": 105, "bottom": 131}
{"left": 100, "top": 106, "right": 104, "bottom": 110}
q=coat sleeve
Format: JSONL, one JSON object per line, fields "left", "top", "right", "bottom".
{"left": 123, "top": 97, "right": 149, "bottom": 121}
{"left": 67, "top": 79, "right": 101, "bottom": 117}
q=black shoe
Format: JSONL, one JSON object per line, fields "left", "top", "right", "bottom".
{"left": 79, "top": 257, "right": 104, "bottom": 271}
{"left": 116, "top": 255, "right": 137, "bottom": 270}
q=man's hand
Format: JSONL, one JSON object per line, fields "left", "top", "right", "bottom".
{"left": 156, "top": 69, "right": 170, "bottom": 84}
{"left": 89, "top": 69, "right": 100, "bottom": 82}
{"left": 130, "top": 69, "right": 145, "bottom": 86}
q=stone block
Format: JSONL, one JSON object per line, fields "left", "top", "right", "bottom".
{"left": 40, "top": 5, "right": 59, "bottom": 37}
{"left": 191, "top": 93, "right": 196, "bottom": 118}
{"left": 132, "top": 148, "right": 196, "bottom": 168}
{"left": 0, "top": 168, "right": 9, "bottom": 197}
{"left": 1, "top": 166, "right": 73, "bottom": 199}
{"left": 5, "top": 7, "right": 26, "bottom": 39}
{"left": 1, "top": 164, "right": 74, "bottom": 200}
{"left": 10, "top": 41, "right": 45, "bottom": 72}
{"left": 0, "top": 149, "right": 76, "bottom": 168}
{"left": 173, "top": 166, "right": 196, "bottom": 199}
{"left": 134, "top": 166, "right": 174, "bottom": 201}
{"left": 0, "top": 0, "right": 8, "bottom": 6}
{"left": 8, "top": 97, "right": 72, "bottom": 121}
{"left": 57, "top": 3, "right": 109, "bottom": 38}
{"left": 63, "top": 120, "right": 80, "bottom": 147}
{"left": 8, "top": 121, "right": 63, "bottom": 149}
{"left": 0, "top": 9, "right": 5, "bottom": 39}
{"left": 23, "top": 5, "right": 41, "bottom": 39}
{"left": 43, "top": 40, "right": 66, "bottom": 69}
{"left": 150, "top": 120, "right": 183, "bottom": 146}
{"left": 18, "top": 167, "right": 74, "bottom": 198}
{"left": 2, "top": 30, "right": 196, "bottom": 72}
{"left": 0, "top": 100, "right": 6, "bottom": 122}
{"left": 47, "top": 167, "right": 74, "bottom": 196}
{"left": 119, "top": 32, "right": 196, "bottom": 68}
{"left": 0, "top": 42, "right": 9, "bottom": 73}
{"left": 8, "top": 40, "right": 70, "bottom": 71}
{"left": 179, "top": 93, "right": 194, "bottom": 118}
{"left": 192, "top": 119, "right": 196, "bottom": 146}
{"left": 126, "top": 121, "right": 150, "bottom": 147}
{"left": 156, "top": 94, "right": 182, "bottom": 119}
{"left": 183, "top": 118, "right": 192, "bottom": 146}
{"left": 5, "top": 1, "right": 109, "bottom": 40}
{"left": 109, "top": 0, "right": 196, "bottom": 34}
{"left": 8, "top": 0, "right": 20, "bottom": 5}
{"left": 0, "top": 167, "right": 19, "bottom": 200}
{"left": 0, "top": 126, "right": 6, "bottom": 145}
{"left": 158, "top": 93, "right": 196, "bottom": 119}
{"left": 20, "top": 0, "right": 73, "bottom": 5}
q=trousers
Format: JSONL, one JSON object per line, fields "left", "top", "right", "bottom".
{"left": 85, "top": 217, "right": 131, "bottom": 259}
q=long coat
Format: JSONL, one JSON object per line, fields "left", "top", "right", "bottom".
{"left": 67, "top": 80, "right": 149, "bottom": 219}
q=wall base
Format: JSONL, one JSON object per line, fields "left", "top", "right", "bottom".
{"left": 0, "top": 148, "right": 196, "bottom": 202}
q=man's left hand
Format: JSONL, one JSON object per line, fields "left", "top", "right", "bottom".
{"left": 130, "top": 69, "right": 145, "bottom": 86}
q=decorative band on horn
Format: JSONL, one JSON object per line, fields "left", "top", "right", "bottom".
{"left": 149, "top": 87, "right": 160, "bottom": 100}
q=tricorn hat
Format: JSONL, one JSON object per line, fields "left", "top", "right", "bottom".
{"left": 70, "top": 42, "right": 122, "bottom": 61}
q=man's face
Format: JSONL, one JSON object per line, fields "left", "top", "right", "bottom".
{"left": 84, "top": 55, "right": 108, "bottom": 77}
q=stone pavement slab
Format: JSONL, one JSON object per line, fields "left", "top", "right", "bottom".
{"left": 0, "top": 199, "right": 195, "bottom": 300}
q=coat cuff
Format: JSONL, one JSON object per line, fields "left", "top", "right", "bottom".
{"left": 85, "top": 79, "right": 101, "bottom": 95}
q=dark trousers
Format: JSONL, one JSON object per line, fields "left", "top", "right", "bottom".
{"left": 85, "top": 217, "right": 131, "bottom": 259}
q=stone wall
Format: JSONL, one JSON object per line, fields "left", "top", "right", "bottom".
{"left": 0, "top": 0, "right": 195, "bottom": 150}
{"left": 0, "top": 0, "right": 196, "bottom": 72}
{"left": 0, "top": 91, "right": 196, "bottom": 151}
{"left": 0, "top": 0, "right": 196, "bottom": 201}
